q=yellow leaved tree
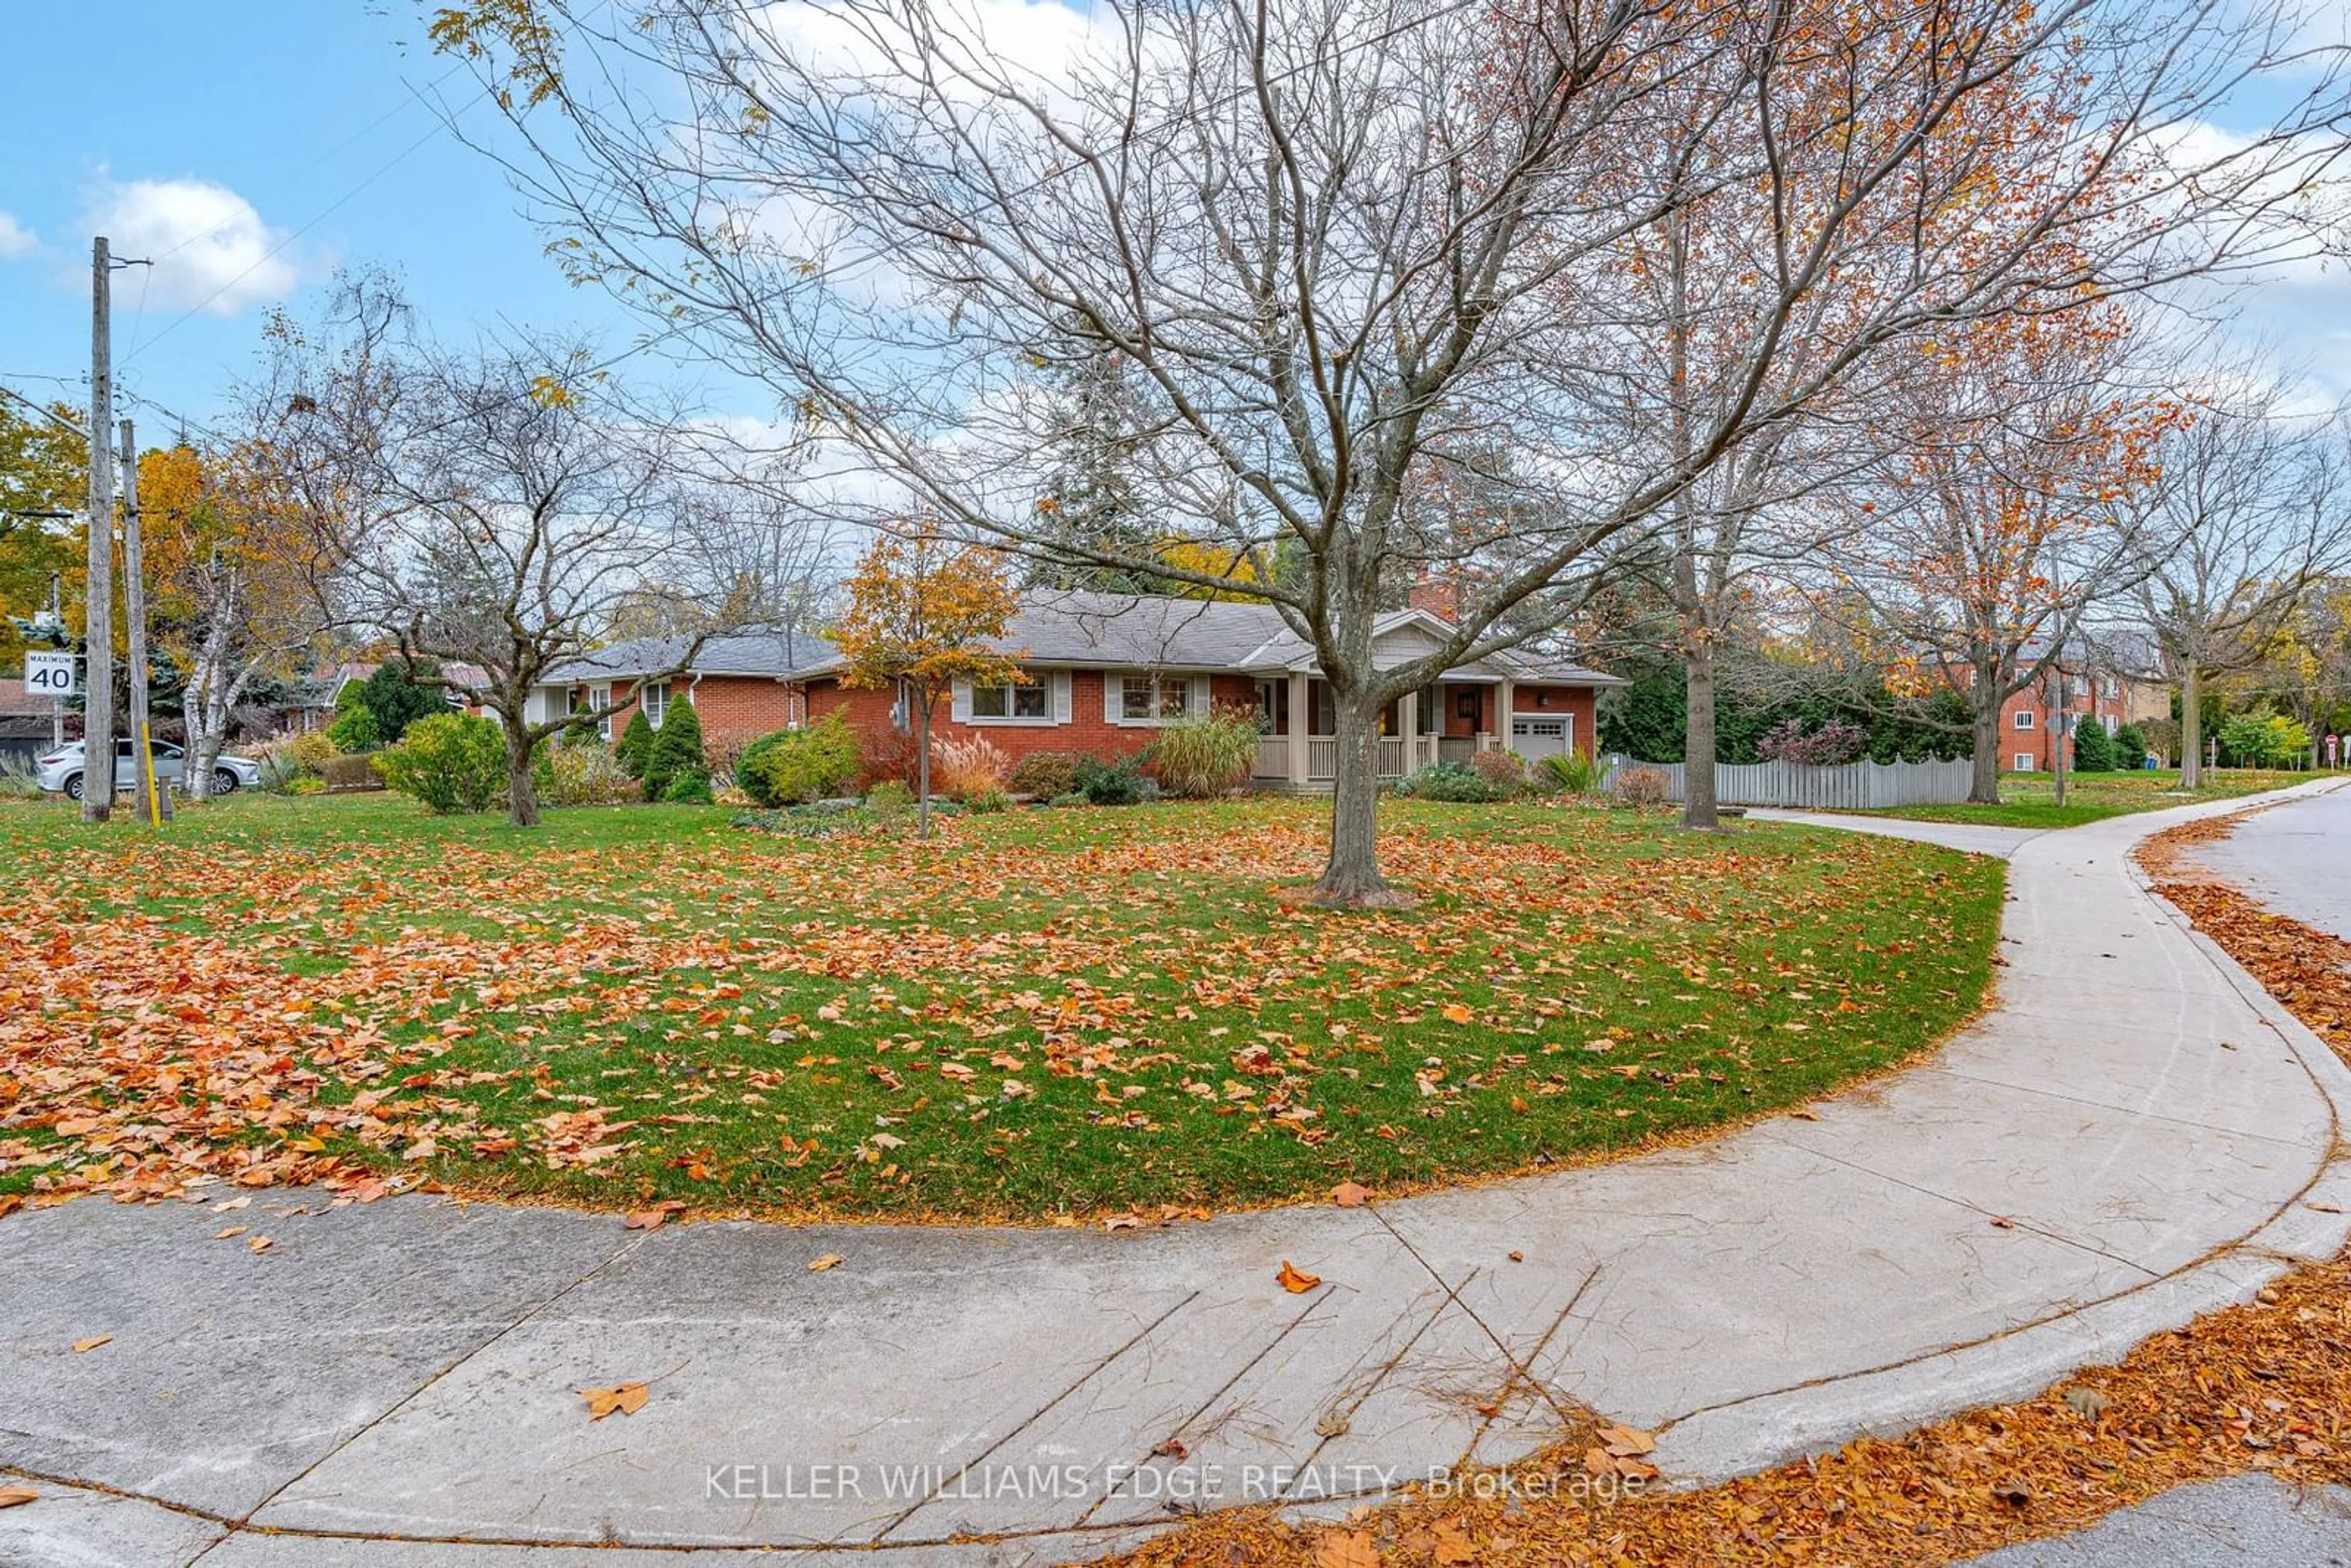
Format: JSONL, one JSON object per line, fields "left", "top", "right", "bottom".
{"left": 833, "top": 530, "right": 1024, "bottom": 837}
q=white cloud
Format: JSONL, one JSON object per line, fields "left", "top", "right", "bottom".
{"left": 79, "top": 176, "right": 302, "bottom": 314}
{"left": 0, "top": 211, "right": 36, "bottom": 257}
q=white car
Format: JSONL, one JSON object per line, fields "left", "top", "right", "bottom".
{"left": 36, "top": 739, "right": 263, "bottom": 801}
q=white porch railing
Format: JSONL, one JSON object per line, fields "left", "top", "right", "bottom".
{"left": 1274, "top": 733, "right": 1449, "bottom": 784}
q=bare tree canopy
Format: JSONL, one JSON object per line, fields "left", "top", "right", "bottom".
{"left": 2126, "top": 370, "right": 2351, "bottom": 782}
{"left": 428, "top": 0, "right": 2349, "bottom": 896}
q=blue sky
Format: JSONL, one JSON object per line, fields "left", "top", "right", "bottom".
{"left": 0, "top": 3, "right": 671, "bottom": 436}
{"left": 3, "top": 2, "right": 2347, "bottom": 439}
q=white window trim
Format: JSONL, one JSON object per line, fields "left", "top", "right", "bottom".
{"left": 951, "top": 670, "right": 1070, "bottom": 727}
{"left": 642, "top": 679, "right": 670, "bottom": 730}
{"left": 1106, "top": 670, "right": 1206, "bottom": 727}
{"left": 2014, "top": 752, "right": 2036, "bottom": 772}
{"left": 2013, "top": 710, "right": 2034, "bottom": 730}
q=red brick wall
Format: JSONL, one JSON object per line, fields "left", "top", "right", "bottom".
{"left": 573, "top": 676, "right": 800, "bottom": 758}
{"left": 1440, "top": 685, "right": 1490, "bottom": 738}
{"left": 1998, "top": 679, "right": 2115, "bottom": 772}
{"left": 1512, "top": 685, "right": 1599, "bottom": 757}
{"left": 803, "top": 670, "right": 1266, "bottom": 778}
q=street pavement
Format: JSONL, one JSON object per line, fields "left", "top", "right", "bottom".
{"left": 1952, "top": 782, "right": 2351, "bottom": 1568}
{"left": 1963, "top": 1474, "right": 2351, "bottom": 1566}
{"left": 2, "top": 781, "right": 2346, "bottom": 1567}
{"left": 2183, "top": 776, "right": 2351, "bottom": 943}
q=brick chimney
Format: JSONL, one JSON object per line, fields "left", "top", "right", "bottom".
{"left": 1408, "top": 571, "right": 1461, "bottom": 621}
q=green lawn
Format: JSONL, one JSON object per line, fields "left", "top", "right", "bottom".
{"left": 0, "top": 790, "right": 2001, "bottom": 1222}
{"left": 1858, "top": 768, "right": 2318, "bottom": 830}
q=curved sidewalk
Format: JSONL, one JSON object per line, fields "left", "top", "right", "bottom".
{"left": 6, "top": 784, "right": 2349, "bottom": 1567}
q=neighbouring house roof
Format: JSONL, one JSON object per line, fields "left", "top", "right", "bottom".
{"left": 542, "top": 592, "right": 1623, "bottom": 689}
{"left": 0, "top": 678, "right": 57, "bottom": 739}
{"left": 0, "top": 678, "right": 50, "bottom": 719}
{"left": 286, "top": 660, "right": 492, "bottom": 710}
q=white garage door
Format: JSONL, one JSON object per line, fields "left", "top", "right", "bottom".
{"left": 1511, "top": 716, "right": 1572, "bottom": 760}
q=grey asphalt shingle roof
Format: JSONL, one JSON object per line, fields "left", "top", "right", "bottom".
{"left": 545, "top": 593, "right": 1620, "bottom": 686}
{"left": 545, "top": 625, "right": 833, "bottom": 683}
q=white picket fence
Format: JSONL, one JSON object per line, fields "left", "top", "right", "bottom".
{"left": 1607, "top": 755, "right": 1973, "bottom": 809}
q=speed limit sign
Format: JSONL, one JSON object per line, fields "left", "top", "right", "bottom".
{"left": 22, "top": 650, "right": 78, "bottom": 699}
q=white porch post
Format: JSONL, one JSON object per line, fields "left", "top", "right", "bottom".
{"left": 1404, "top": 687, "right": 1420, "bottom": 770}
{"left": 1496, "top": 678, "right": 1514, "bottom": 751}
{"left": 1287, "top": 673, "right": 1310, "bottom": 784}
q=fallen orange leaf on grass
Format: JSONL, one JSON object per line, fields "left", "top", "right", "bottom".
{"left": 1329, "top": 1182, "right": 1371, "bottom": 1209}
{"left": 580, "top": 1381, "right": 650, "bottom": 1420}
{"left": 1277, "top": 1260, "right": 1322, "bottom": 1294}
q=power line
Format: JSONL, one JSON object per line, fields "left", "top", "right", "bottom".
{"left": 0, "top": 383, "right": 84, "bottom": 435}
{"left": 137, "top": 60, "right": 478, "bottom": 273}
{"left": 124, "top": 81, "right": 495, "bottom": 364}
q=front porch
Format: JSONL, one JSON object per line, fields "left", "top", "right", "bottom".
{"left": 1250, "top": 675, "right": 1511, "bottom": 789}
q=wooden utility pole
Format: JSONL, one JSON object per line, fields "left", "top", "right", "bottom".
{"left": 120, "top": 418, "right": 169, "bottom": 824}
{"left": 82, "top": 237, "right": 117, "bottom": 822}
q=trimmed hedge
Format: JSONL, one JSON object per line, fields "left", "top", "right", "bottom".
{"left": 739, "top": 714, "right": 861, "bottom": 808}
{"left": 372, "top": 713, "right": 503, "bottom": 812}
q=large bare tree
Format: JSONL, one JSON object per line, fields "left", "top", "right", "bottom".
{"left": 428, "top": 0, "right": 2347, "bottom": 899}
{"left": 2126, "top": 380, "right": 2351, "bottom": 784}
{"left": 326, "top": 336, "right": 713, "bottom": 825}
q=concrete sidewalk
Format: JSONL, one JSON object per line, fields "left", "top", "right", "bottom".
{"left": 4, "top": 783, "right": 2347, "bottom": 1567}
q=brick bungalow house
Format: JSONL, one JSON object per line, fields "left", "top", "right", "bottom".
{"left": 530, "top": 590, "right": 1621, "bottom": 789}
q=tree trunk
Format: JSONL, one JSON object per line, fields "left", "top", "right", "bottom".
{"left": 186, "top": 661, "right": 227, "bottom": 803}
{"left": 1969, "top": 685, "right": 2002, "bottom": 805}
{"left": 2180, "top": 664, "right": 2203, "bottom": 788}
{"left": 1682, "top": 639, "right": 1719, "bottom": 830}
{"left": 1311, "top": 692, "right": 1409, "bottom": 909}
{"left": 2051, "top": 677, "right": 2069, "bottom": 808}
{"left": 506, "top": 720, "right": 541, "bottom": 828}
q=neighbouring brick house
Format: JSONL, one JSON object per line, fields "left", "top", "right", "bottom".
{"left": 1946, "top": 639, "right": 2156, "bottom": 773}
{"left": 530, "top": 590, "right": 1622, "bottom": 789}
{"left": 279, "top": 661, "right": 493, "bottom": 733}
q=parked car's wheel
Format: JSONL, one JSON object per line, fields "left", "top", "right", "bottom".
{"left": 62, "top": 772, "right": 83, "bottom": 801}
{"left": 212, "top": 767, "right": 240, "bottom": 797}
